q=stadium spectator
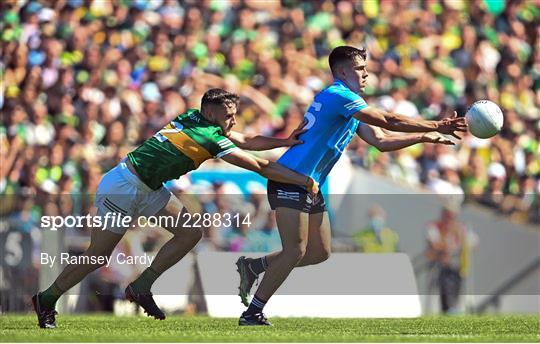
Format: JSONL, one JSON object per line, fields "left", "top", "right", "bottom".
{"left": 352, "top": 204, "right": 399, "bottom": 253}
{"left": 425, "top": 201, "right": 473, "bottom": 314}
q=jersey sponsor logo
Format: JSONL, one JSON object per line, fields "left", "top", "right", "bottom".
{"left": 344, "top": 98, "right": 366, "bottom": 111}
{"left": 277, "top": 190, "right": 300, "bottom": 202}
{"left": 335, "top": 129, "right": 355, "bottom": 153}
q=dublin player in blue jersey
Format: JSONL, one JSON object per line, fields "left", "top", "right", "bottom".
{"left": 236, "top": 46, "right": 467, "bottom": 326}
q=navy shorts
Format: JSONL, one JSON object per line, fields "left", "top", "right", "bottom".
{"left": 267, "top": 180, "right": 326, "bottom": 214}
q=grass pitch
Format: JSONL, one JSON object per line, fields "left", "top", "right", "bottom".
{"left": 0, "top": 314, "right": 538, "bottom": 342}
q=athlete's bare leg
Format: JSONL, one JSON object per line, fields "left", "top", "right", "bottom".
{"left": 251, "top": 207, "right": 309, "bottom": 300}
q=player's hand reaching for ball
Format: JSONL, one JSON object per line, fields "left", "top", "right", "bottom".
{"left": 436, "top": 111, "right": 467, "bottom": 139}
{"left": 421, "top": 132, "right": 455, "bottom": 145}
{"left": 285, "top": 119, "right": 308, "bottom": 146}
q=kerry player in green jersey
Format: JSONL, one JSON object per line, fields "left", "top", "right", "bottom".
{"left": 32, "top": 89, "right": 318, "bottom": 329}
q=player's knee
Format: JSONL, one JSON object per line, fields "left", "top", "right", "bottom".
{"left": 315, "top": 248, "right": 331, "bottom": 263}
{"left": 314, "top": 248, "right": 331, "bottom": 264}
{"left": 304, "top": 246, "right": 330, "bottom": 265}
{"left": 284, "top": 244, "right": 307, "bottom": 262}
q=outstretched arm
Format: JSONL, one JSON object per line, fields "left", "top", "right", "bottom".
{"left": 357, "top": 124, "right": 454, "bottom": 152}
{"left": 221, "top": 149, "right": 318, "bottom": 195}
{"left": 227, "top": 121, "right": 307, "bottom": 151}
{"left": 353, "top": 107, "right": 467, "bottom": 139}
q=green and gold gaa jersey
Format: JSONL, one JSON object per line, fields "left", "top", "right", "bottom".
{"left": 127, "top": 109, "right": 238, "bottom": 190}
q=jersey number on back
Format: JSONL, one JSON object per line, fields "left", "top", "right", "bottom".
{"left": 154, "top": 121, "right": 184, "bottom": 142}
{"left": 303, "top": 101, "right": 322, "bottom": 129}
{"left": 304, "top": 101, "right": 355, "bottom": 153}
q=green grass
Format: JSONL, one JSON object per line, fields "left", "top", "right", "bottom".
{"left": 0, "top": 315, "right": 538, "bottom": 342}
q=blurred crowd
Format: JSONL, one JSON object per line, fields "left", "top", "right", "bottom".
{"left": 1, "top": 0, "right": 538, "bottom": 314}
{"left": 1, "top": 0, "right": 539, "bottom": 229}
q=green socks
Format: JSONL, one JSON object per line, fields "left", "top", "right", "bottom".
{"left": 40, "top": 283, "right": 64, "bottom": 309}
{"left": 130, "top": 267, "right": 161, "bottom": 293}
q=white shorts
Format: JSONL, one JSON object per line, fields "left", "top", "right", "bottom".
{"left": 94, "top": 159, "right": 172, "bottom": 234}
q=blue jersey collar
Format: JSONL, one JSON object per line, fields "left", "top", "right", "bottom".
{"left": 334, "top": 79, "right": 350, "bottom": 90}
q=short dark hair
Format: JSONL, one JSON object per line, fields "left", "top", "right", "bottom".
{"left": 328, "top": 46, "right": 367, "bottom": 75}
{"left": 201, "top": 88, "right": 240, "bottom": 112}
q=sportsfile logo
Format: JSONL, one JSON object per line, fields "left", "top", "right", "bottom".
{"left": 40, "top": 212, "right": 135, "bottom": 231}
{"left": 40, "top": 212, "right": 252, "bottom": 231}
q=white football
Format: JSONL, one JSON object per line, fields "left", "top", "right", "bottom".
{"left": 465, "top": 100, "right": 504, "bottom": 139}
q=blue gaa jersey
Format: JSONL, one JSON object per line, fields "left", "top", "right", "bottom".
{"left": 277, "top": 79, "right": 368, "bottom": 185}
